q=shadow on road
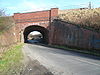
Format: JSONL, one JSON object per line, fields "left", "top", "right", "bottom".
{"left": 26, "top": 42, "right": 100, "bottom": 61}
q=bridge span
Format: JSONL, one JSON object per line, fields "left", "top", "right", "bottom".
{"left": 13, "top": 8, "right": 58, "bottom": 43}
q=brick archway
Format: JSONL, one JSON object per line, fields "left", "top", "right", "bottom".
{"left": 13, "top": 8, "right": 58, "bottom": 43}
{"left": 23, "top": 25, "right": 49, "bottom": 44}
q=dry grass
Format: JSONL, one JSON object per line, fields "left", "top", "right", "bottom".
{"left": 59, "top": 8, "right": 100, "bottom": 32}
{"left": 0, "top": 16, "right": 15, "bottom": 34}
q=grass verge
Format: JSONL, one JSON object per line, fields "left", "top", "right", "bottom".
{"left": 52, "top": 45, "right": 100, "bottom": 57}
{"left": 0, "top": 43, "right": 24, "bottom": 75}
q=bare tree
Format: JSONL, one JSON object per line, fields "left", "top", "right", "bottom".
{"left": 0, "top": 9, "right": 6, "bottom": 16}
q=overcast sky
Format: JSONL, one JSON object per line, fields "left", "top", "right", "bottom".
{"left": 0, "top": 0, "right": 100, "bottom": 15}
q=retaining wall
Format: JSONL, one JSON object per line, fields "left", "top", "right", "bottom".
{"left": 50, "top": 19, "right": 100, "bottom": 50}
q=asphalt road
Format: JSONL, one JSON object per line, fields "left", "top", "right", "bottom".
{"left": 23, "top": 44, "right": 100, "bottom": 75}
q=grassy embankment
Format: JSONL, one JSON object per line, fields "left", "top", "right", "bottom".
{"left": 59, "top": 8, "right": 100, "bottom": 32}
{"left": 57, "top": 8, "right": 100, "bottom": 56}
{"left": 0, "top": 43, "right": 24, "bottom": 75}
{"left": 0, "top": 16, "right": 16, "bottom": 56}
{"left": 0, "top": 16, "right": 14, "bottom": 34}
{"left": 52, "top": 45, "right": 100, "bottom": 56}
{"left": 0, "top": 16, "right": 24, "bottom": 74}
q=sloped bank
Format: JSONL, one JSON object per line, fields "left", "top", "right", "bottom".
{"left": 0, "top": 43, "right": 24, "bottom": 75}
{"left": 0, "top": 16, "right": 17, "bottom": 54}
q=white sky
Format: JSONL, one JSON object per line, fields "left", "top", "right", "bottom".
{"left": 30, "top": 31, "right": 41, "bottom": 35}
{"left": 0, "top": 0, "right": 100, "bottom": 15}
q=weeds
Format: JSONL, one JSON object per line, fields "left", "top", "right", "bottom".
{"left": 0, "top": 43, "right": 24, "bottom": 74}
{"left": 53, "top": 45, "right": 100, "bottom": 56}
{"left": 59, "top": 8, "right": 100, "bottom": 32}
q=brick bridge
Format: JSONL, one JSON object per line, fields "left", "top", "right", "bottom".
{"left": 14, "top": 8, "right": 58, "bottom": 44}
{"left": 13, "top": 8, "right": 100, "bottom": 50}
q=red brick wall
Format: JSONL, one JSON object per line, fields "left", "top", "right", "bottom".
{"left": 13, "top": 8, "right": 58, "bottom": 42}
{"left": 14, "top": 8, "right": 58, "bottom": 28}
{"left": 50, "top": 8, "right": 58, "bottom": 20}
{"left": 50, "top": 19, "right": 100, "bottom": 50}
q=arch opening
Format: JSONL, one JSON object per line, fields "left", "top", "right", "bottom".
{"left": 23, "top": 25, "right": 49, "bottom": 44}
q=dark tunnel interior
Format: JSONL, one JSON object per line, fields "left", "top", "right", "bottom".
{"left": 23, "top": 25, "right": 49, "bottom": 44}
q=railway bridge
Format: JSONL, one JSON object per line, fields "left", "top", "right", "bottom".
{"left": 14, "top": 8, "right": 58, "bottom": 43}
